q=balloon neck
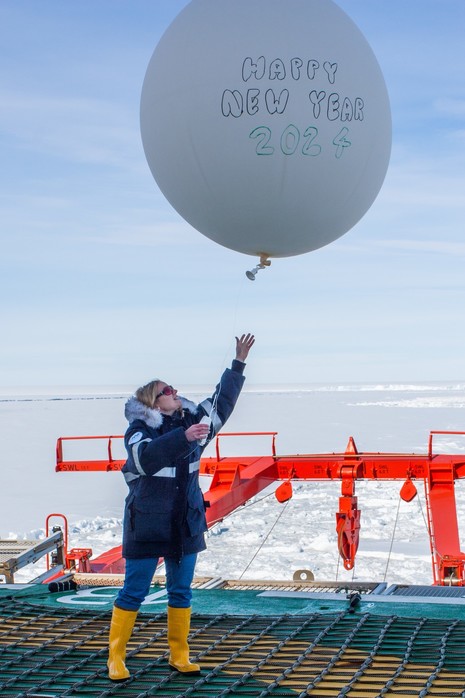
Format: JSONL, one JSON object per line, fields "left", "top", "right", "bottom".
{"left": 246, "top": 255, "right": 271, "bottom": 281}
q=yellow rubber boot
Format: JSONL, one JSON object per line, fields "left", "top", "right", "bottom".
{"left": 167, "top": 606, "right": 201, "bottom": 675}
{"left": 107, "top": 605, "right": 138, "bottom": 682}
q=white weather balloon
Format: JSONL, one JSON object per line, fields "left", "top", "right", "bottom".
{"left": 140, "top": 0, "right": 391, "bottom": 259}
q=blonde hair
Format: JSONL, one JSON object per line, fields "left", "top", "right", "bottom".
{"left": 135, "top": 379, "right": 162, "bottom": 410}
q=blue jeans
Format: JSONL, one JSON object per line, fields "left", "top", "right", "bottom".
{"left": 115, "top": 554, "right": 197, "bottom": 611}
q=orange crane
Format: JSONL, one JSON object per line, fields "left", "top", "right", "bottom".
{"left": 55, "top": 430, "right": 465, "bottom": 585}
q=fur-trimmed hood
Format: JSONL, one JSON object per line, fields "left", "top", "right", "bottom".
{"left": 124, "top": 395, "right": 198, "bottom": 429}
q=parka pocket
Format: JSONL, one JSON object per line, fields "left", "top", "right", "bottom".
{"left": 131, "top": 499, "right": 173, "bottom": 543}
{"left": 186, "top": 504, "right": 208, "bottom": 537}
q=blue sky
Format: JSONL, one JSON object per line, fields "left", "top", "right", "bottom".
{"left": 1, "top": 1, "right": 465, "bottom": 388}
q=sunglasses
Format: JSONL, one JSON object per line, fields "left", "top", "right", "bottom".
{"left": 156, "top": 385, "right": 176, "bottom": 399}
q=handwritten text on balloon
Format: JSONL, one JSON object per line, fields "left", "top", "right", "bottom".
{"left": 221, "top": 56, "right": 364, "bottom": 123}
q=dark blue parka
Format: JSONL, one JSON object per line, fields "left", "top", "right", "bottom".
{"left": 121, "top": 361, "right": 245, "bottom": 560}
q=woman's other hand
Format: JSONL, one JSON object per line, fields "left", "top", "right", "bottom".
{"left": 235, "top": 333, "right": 255, "bottom": 362}
{"left": 185, "top": 422, "right": 210, "bottom": 442}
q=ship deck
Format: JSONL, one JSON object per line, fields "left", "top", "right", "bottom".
{"left": 1, "top": 578, "right": 465, "bottom": 696}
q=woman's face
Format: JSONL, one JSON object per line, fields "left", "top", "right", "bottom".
{"left": 155, "top": 382, "right": 182, "bottom": 415}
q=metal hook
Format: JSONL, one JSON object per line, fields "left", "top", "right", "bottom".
{"left": 245, "top": 256, "right": 271, "bottom": 281}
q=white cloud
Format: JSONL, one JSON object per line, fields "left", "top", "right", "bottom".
{"left": 373, "top": 239, "right": 465, "bottom": 256}
{"left": 434, "top": 98, "right": 465, "bottom": 118}
{"left": 0, "top": 90, "right": 141, "bottom": 168}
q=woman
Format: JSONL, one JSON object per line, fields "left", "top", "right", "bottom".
{"left": 108, "top": 333, "right": 255, "bottom": 681}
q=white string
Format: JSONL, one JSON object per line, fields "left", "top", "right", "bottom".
{"left": 335, "top": 549, "right": 340, "bottom": 582}
{"left": 216, "top": 274, "right": 249, "bottom": 375}
{"left": 416, "top": 486, "right": 431, "bottom": 536}
{"left": 416, "top": 484, "right": 444, "bottom": 575}
{"left": 383, "top": 495, "right": 402, "bottom": 582}
{"left": 209, "top": 275, "right": 250, "bottom": 417}
{"left": 238, "top": 499, "right": 291, "bottom": 579}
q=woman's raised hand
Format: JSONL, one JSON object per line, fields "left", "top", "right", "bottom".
{"left": 235, "top": 333, "right": 255, "bottom": 362}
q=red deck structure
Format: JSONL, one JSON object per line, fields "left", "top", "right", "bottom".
{"left": 55, "top": 430, "right": 465, "bottom": 585}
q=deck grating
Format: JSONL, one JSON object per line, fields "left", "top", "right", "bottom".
{"left": 0, "top": 596, "right": 465, "bottom": 696}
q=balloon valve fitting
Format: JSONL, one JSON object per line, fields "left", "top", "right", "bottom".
{"left": 246, "top": 256, "right": 271, "bottom": 281}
